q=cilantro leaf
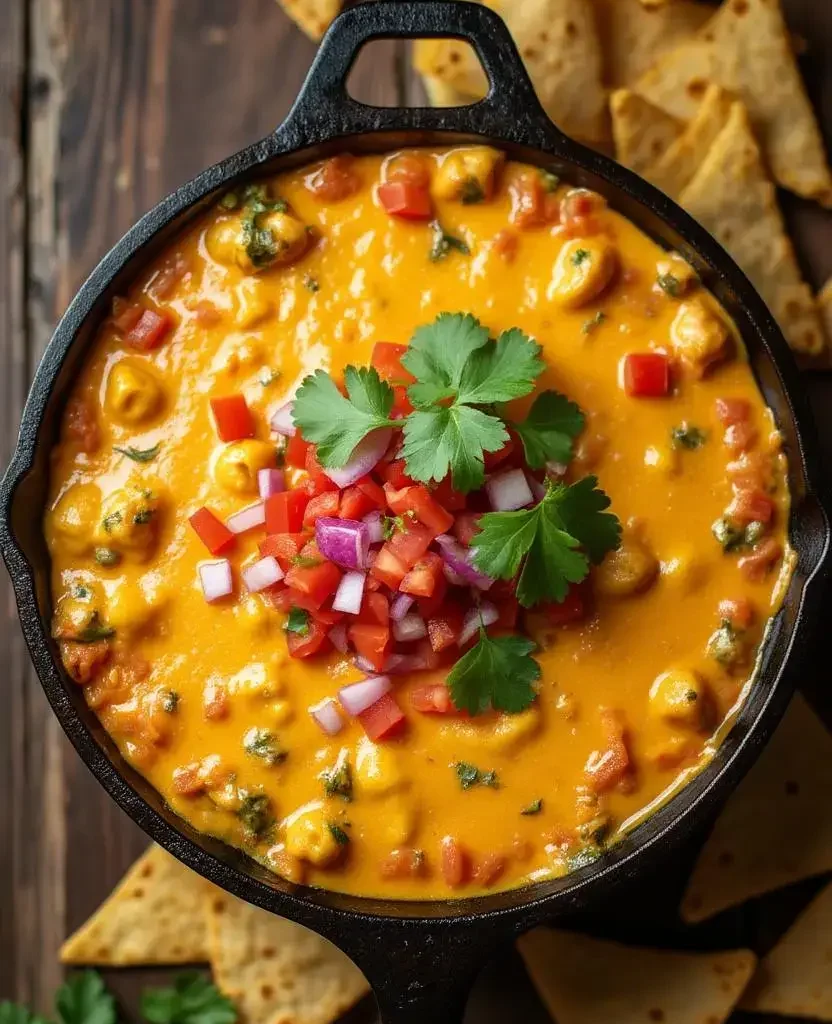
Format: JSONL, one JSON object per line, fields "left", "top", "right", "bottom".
{"left": 456, "top": 328, "right": 543, "bottom": 405}
{"left": 114, "top": 443, "right": 161, "bottom": 463}
{"left": 471, "top": 477, "right": 621, "bottom": 606}
{"left": 55, "top": 972, "right": 116, "bottom": 1024}
{"left": 448, "top": 631, "right": 540, "bottom": 715}
{"left": 511, "top": 391, "right": 585, "bottom": 469}
{"left": 141, "top": 974, "right": 237, "bottom": 1024}
{"left": 284, "top": 607, "right": 310, "bottom": 635}
{"left": 401, "top": 405, "right": 508, "bottom": 493}
{"left": 402, "top": 313, "right": 490, "bottom": 407}
{"left": 0, "top": 1004, "right": 50, "bottom": 1024}
{"left": 292, "top": 366, "right": 395, "bottom": 467}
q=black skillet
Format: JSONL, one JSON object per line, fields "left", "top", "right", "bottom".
{"left": 1, "top": 3, "right": 831, "bottom": 1021}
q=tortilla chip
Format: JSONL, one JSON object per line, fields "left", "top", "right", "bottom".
{"left": 415, "top": 0, "right": 607, "bottom": 145}
{"left": 593, "top": 0, "right": 712, "bottom": 89}
{"left": 610, "top": 89, "right": 683, "bottom": 178}
{"left": 422, "top": 74, "right": 477, "bottom": 109}
{"left": 206, "top": 889, "right": 369, "bottom": 1024}
{"left": 519, "top": 928, "right": 756, "bottom": 1024}
{"left": 276, "top": 0, "right": 341, "bottom": 41}
{"left": 636, "top": 0, "right": 832, "bottom": 206}
{"left": 678, "top": 101, "right": 825, "bottom": 356}
{"left": 740, "top": 880, "right": 832, "bottom": 1020}
{"left": 60, "top": 845, "right": 208, "bottom": 965}
{"left": 648, "top": 84, "right": 734, "bottom": 199}
{"left": 681, "top": 694, "right": 832, "bottom": 923}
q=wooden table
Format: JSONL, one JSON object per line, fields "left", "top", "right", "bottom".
{"left": 1, "top": 2, "right": 830, "bottom": 1021}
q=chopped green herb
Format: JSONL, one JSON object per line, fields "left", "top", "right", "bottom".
{"left": 259, "top": 368, "right": 280, "bottom": 387}
{"left": 449, "top": 630, "right": 541, "bottom": 716}
{"left": 291, "top": 554, "right": 322, "bottom": 569}
{"left": 141, "top": 972, "right": 237, "bottom": 1024}
{"left": 657, "top": 272, "right": 682, "bottom": 298}
{"left": 133, "top": 507, "right": 154, "bottom": 526}
{"left": 328, "top": 822, "right": 351, "bottom": 846}
{"left": 509, "top": 390, "right": 584, "bottom": 469}
{"left": 540, "top": 170, "right": 560, "bottom": 193}
{"left": 219, "top": 191, "right": 240, "bottom": 210}
{"left": 572, "top": 248, "right": 591, "bottom": 267}
{"left": 238, "top": 185, "right": 289, "bottom": 269}
{"left": 113, "top": 443, "right": 161, "bottom": 463}
{"left": 55, "top": 970, "right": 117, "bottom": 1024}
{"left": 94, "top": 547, "right": 121, "bottom": 567}
{"left": 161, "top": 690, "right": 180, "bottom": 714}
{"left": 581, "top": 311, "right": 607, "bottom": 335}
{"left": 284, "top": 606, "right": 310, "bottom": 636}
{"left": 577, "top": 814, "right": 611, "bottom": 846}
{"left": 685, "top": 689, "right": 699, "bottom": 703}
{"left": 237, "top": 793, "right": 274, "bottom": 838}
{"left": 243, "top": 727, "right": 286, "bottom": 766}
{"left": 70, "top": 613, "right": 115, "bottom": 644}
{"left": 380, "top": 513, "right": 412, "bottom": 540}
{"left": 72, "top": 585, "right": 91, "bottom": 600}
{"left": 707, "top": 619, "right": 744, "bottom": 666}
{"left": 101, "top": 511, "right": 122, "bottom": 534}
{"left": 429, "top": 221, "right": 471, "bottom": 262}
{"left": 454, "top": 762, "right": 500, "bottom": 790}
{"left": 521, "top": 799, "right": 543, "bottom": 816}
{"left": 744, "top": 520, "right": 766, "bottom": 546}
{"left": 566, "top": 844, "right": 603, "bottom": 872}
{"left": 321, "top": 755, "right": 352, "bottom": 801}
{"left": 460, "top": 177, "right": 485, "bottom": 204}
{"left": 671, "top": 424, "right": 707, "bottom": 450}
{"left": 304, "top": 276, "right": 320, "bottom": 293}
{"left": 712, "top": 516, "right": 762, "bottom": 552}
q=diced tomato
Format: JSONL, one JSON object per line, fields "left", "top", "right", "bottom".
{"left": 542, "top": 583, "right": 587, "bottom": 626}
{"left": 387, "top": 520, "right": 436, "bottom": 569}
{"left": 492, "top": 228, "right": 519, "bottom": 262}
{"left": 125, "top": 308, "right": 173, "bottom": 350}
{"left": 189, "top": 507, "right": 234, "bottom": 555}
{"left": 622, "top": 353, "right": 670, "bottom": 398}
{"left": 284, "top": 433, "right": 311, "bottom": 469}
{"left": 584, "top": 709, "right": 631, "bottom": 794}
{"left": 359, "top": 591, "right": 390, "bottom": 625}
{"left": 378, "top": 459, "right": 414, "bottom": 488}
{"left": 392, "top": 386, "right": 413, "bottom": 418}
{"left": 384, "top": 483, "right": 454, "bottom": 534}
{"left": 304, "top": 446, "right": 339, "bottom": 496}
{"left": 473, "top": 853, "right": 507, "bottom": 888}
{"left": 560, "top": 189, "right": 605, "bottom": 237}
{"left": 349, "top": 622, "right": 391, "bottom": 672}
{"left": 495, "top": 597, "right": 519, "bottom": 630}
{"left": 286, "top": 619, "right": 330, "bottom": 658}
{"left": 259, "top": 532, "right": 307, "bottom": 569}
{"left": 210, "top": 394, "right": 255, "bottom": 442}
{"left": 400, "top": 552, "right": 443, "bottom": 598}
{"left": 738, "top": 538, "right": 782, "bottom": 581}
{"left": 454, "top": 512, "right": 482, "bottom": 547}
{"left": 715, "top": 397, "right": 751, "bottom": 426}
{"left": 372, "top": 342, "right": 415, "bottom": 385}
{"left": 718, "top": 597, "right": 755, "bottom": 631}
{"left": 440, "top": 837, "right": 470, "bottom": 889}
{"left": 358, "top": 692, "right": 406, "bottom": 741}
{"left": 378, "top": 181, "right": 432, "bottom": 221}
{"left": 427, "top": 602, "right": 465, "bottom": 653}
{"left": 380, "top": 847, "right": 427, "bottom": 880}
{"left": 414, "top": 637, "right": 442, "bottom": 671}
{"left": 430, "top": 476, "right": 467, "bottom": 512}
{"left": 356, "top": 476, "right": 386, "bottom": 508}
{"left": 306, "top": 155, "right": 361, "bottom": 202}
{"left": 410, "top": 683, "right": 452, "bottom": 714}
{"left": 723, "top": 421, "right": 758, "bottom": 455}
{"left": 270, "top": 587, "right": 344, "bottom": 626}
{"left": 338, "top": 486, "right": 373, "bottom": 521}
{"left": 265, "top": 491, "right": 309, "bottom": 534}
{"left": 417, "top": 575, "right": 448, "bottom": 619}
{"left": 385, "top": 154, "right": 431, "bottom": 189}
{"left": 371, "top": 546, "right": 408, "bottom": 589}
{"left": 727, "top": 489, "right": 774, "bottom": 525}
{"left": 285, "top": 559, "right": 341, "bottom": 608}
{"left": 483, "top": 439, "right": 516, "bottom": 472}
{"left": 112, "top": 298, "right": 143, "bottom": 334}
{"left": 303, "top": 490, "right": 340, "bottom": 526}
{"left": 509, "top": 171, "right": 551, "bottom": 230}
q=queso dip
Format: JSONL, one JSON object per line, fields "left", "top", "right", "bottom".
{"left": 44, "top": 148, "right": 790, "bottom": 898}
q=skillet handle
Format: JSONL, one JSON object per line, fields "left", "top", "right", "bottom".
{"left": 279, "top": 0, "right": 557, "bottom": 142}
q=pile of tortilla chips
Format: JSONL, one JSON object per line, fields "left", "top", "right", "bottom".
{"left": 276, "top": 0, "right": 832, "bottom": 360}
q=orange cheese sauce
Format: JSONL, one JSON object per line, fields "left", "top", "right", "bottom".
{"left": 44, "top": 149, "right": 790, "bottom": 898}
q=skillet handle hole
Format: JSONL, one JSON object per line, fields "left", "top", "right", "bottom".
{"left": 345, "top": 39, "right": 483, "bottom": 109}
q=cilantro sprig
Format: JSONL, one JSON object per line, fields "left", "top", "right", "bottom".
{"left": 470, "top": 476, "right": 621, "bottom": 607}
{"left": 448, "top": 630, "right": 541, "bottom": 714}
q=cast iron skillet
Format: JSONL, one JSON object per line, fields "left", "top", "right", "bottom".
{"left": 2, "top": 3, "right": 831, "bottom": 1021}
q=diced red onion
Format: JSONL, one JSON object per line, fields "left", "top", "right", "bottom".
{"left": 546, "top": 460, "right": 568, "bottom": 478}
{"left": 443, "top": 562, "right": 469, "bottom": 587}
{"left": 390, "top": 592, "right": 415, "bottom": 621}
{"left": 328, "top": 622, "right": 349, "bottom": 653}
{"left": 332, "top": 570, "right": 366, "bottom": 615}
{"left": 323, "top": 428, "right": 393, "bottom": 488}
{"left": 385, "top": 653, "right": 428, "bottom": 674}
{"left": 226, "top": 501, "right": 266, "bottom": 535}
{"left": 309, "top": 698, "right": 344, "bottom": 736}
{"left": 258, "top": 468, "right": 285, "bottom": 498}
{"left": 528, "top": 475, "right": 547, "bottom": 502}
{"left": 316, "top": 517, "right": 370, "bottom": 570}
{"left": 338, "top": 675, "right": 392, "bottom": 716}
{"left": 199, "top": 560, "right": 232, "bottom": 602}
{"left": 241, "top": 555, "right": 284, "bottom": 593}
{"left": 363, "top": 510, "right": 385, "bottom": 545}
{"left": 486, "top": 468, "right": 534, "bottom": 511}
{"left": 354, "top": 655, "right": 377, "bottom": 674}
{"left": 435, "top": 534, "right": 494, "bottom": 591}
{"left": 393, "top": 612, "right": 427, "bottom": 642}
{"left": 270, "top": 402, "right": 296, "bottom": 436}
{"left": 459, "top": 601, "right": 500, "bottom": 646}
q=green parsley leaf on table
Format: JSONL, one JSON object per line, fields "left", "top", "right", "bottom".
{"left": 448, "top": 630, "right": 541, "bottom": 715}
{"left": 141, "top": 973, "right": 237, "bottom": 1024}
{"left": 402, "top": 405, "right": 508, "bottom": 494}
{"left": 471, "top": 476, "right": 621, "bottom": 606}
{"left": 55, "top": 971, "right": 116, "bottom": 1024}
{"left": 292, "top": 365, "right": 395, "bottom": 467}
{"left": 510, "top": 391, "right": 585, "bottom": 469}
{"left": 0, "top": 1004, "right": 50, "bottom": 1024}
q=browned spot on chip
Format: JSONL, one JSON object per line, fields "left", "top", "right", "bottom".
{"left": 260, "top": 985, "right": 274, "bottom": 1000}
{"left": 686, "top": 79, "right": 708, "bottom": 100}
{"left": 717, "top": 850, "right": 734, "bottom": 867}
{"left": 648, "top": 1010, "right": 665, "bottom": 1021}
{"left": 785, "top": 779, "right": 800, "bottom": 795}
{"left": 732, "top": 0, "right": 749, "bottom": 15}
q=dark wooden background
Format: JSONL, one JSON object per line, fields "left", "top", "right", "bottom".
{"left": 1, "top": 2, "right": 831, "bottom": 1021}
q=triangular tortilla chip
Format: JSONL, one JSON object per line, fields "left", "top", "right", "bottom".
{"left": 422, "top": 74, "right": 475, "bottom": 109}
{"left": 678, "top": 101, "right": 825, "bottom": 356}
{"left": 648, "top": 84, "right": 734, "bottom": 199}
{"left": 60, "top": 845, "right": 208, "bottom": 965}
{"left": 610, "top": 89, "right": 683, "bottom": 178}
{"left": 681, "top": 694, "right": 832, "bottom": 923}
{"left": 518, "top": 928, "right": 756, "bottom": 1024}
{"left": 820, "top": 277, "right": 832, "bottom": 342}
{"left": 206, "top": 889, "right": 369, "bottom": 1024}
{"left": 276, "top": 0, "right": 341, "bottom": 41}
{"left": 740, "top": 881, "right": 832, "bottom": 1020}
{"left": 593, "top": 0, "right": 712, "bottom": 89}
{"left": 636, "top": 0, "right": 832, "bottom": 206}
{"left": 414, "top": 0, "right": 607, "bottom": 144}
